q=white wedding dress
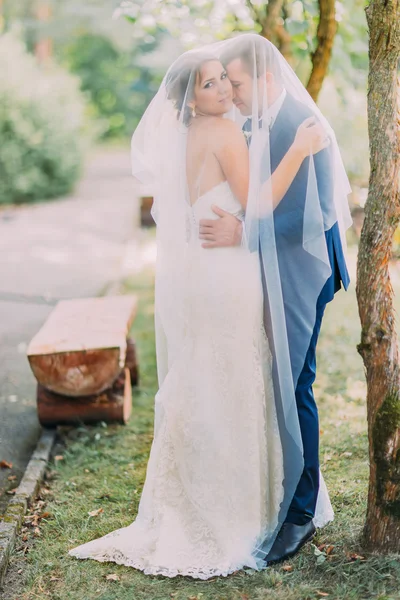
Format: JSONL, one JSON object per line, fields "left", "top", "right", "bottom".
{"left": 69, "top": 182, "right": 334, "bottom": 579}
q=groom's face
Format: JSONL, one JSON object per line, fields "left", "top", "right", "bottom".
{"left": 225, "top": 58, "right": 255, "bottom": 116}
{"left": 226, "top": 58, "right": 279, "bottom": 117}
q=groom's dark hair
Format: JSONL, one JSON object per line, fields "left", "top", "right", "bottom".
{"left": 221, "top": 36, "right": 283, "bottom": 83}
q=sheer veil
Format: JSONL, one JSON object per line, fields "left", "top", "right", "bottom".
{"left": 130, "top": 33, "right": 351, "bottom": 565}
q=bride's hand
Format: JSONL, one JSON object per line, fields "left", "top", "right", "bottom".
{"left": 292, "top": 116, "right": 330, "bottom": 159}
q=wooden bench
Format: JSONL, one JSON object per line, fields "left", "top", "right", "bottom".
{"left": 27, "top": 295, "right": 138, "bottom": 426}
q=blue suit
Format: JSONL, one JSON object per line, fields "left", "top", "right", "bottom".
{"left": 259, "top": 93, "right": 350, "bottom": 525}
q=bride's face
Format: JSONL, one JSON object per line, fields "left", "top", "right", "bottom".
{"left": 191, "top": 60, "right": 233, "bottom": 117}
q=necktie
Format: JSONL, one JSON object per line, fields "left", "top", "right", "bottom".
{"left": 242, "top": 116, "right": 272, "bottom": 147}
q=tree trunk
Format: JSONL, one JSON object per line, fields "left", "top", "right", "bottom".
{"left": 259, "top": 0, "right": 293, "bottom": 63}
{"left": 306, "top": 0, "right": 337, "bottom": 101}
{"left": 35, "top": 2, "right": 52, "bottom": 63}
{"left": 356, "top": 0, "right": 400, "bottom": 552}
{"left": 125, "top": 337, "right": 139, "bottom": 386}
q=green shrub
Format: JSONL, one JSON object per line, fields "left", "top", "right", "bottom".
{"left": 0, "top": 33, "right": 86, "bottom": 204}
{"left": 61, "top": 32, "right": 162, "bottom": 140}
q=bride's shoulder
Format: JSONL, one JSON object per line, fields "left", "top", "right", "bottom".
{"left": 211, "top": 118, "right": 245, "bottom": 150}
{"left": 213, "top": 118, "right": 242, "bottom": 134}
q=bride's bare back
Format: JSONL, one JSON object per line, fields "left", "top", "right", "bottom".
{"left": 186, "top": 115, "right": 249, "bottom": 207}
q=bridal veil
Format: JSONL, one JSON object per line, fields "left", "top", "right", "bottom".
{"left": 130, "top": 33, "right": 352, "bottom": 565}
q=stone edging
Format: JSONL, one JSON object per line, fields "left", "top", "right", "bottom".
{"left": 0, "top": 428, "right": 56, "bottom": 586}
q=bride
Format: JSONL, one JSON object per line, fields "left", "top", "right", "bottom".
{"left": 68, "top": 35, "right": 345, "bottom": 579}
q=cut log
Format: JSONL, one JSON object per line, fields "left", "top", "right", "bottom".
{"left": 140, "top": 196, "right": 155, "bottom": 227}
{"left": 27, "top": 295, "right": 137, "bottom": 397}
{"left": 37, "top": 368, "right": 132, "bottom": 426}
{"left": 125, "top": 337, "right": 139, "bottom": 386}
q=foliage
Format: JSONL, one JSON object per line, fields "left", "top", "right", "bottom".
{"left": 116, "top": 0, "right": 368, "bottom": 87}
{"left": 61, "top": 32, "right": 163, "bottom": 139}
{"left": 0, "top": 32, "right": 85, "bottom": 205}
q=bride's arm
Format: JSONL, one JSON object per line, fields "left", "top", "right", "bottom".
{"left": 199, "top": 117, "right": 329, "bottom": 249}
{"left": 214, "top": 116, "right": 329, "bottom": 211}
{"left": 266, "top": 116, "right": 329, "bottom": 210}
{"left": 214, "top": 120, "right": 249, "bottom": 209}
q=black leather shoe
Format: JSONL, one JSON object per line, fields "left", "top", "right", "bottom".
{"left": 264, "top": 521, "right": 316, "bottom": 565}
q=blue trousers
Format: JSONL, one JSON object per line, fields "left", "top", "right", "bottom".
{"left": 285, "top": 298, "right": 326, "bottom": 525}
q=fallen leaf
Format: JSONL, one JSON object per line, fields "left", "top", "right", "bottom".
{"left": 50, "top": 576, "right": 60, "bottom": 582}
{"left": 54, "top": 455, "right": 64, "bottom": 462}
{"left": 326, "top": 545, "right": 335, "bottom": 555}
{"left": 0, "top": 460, "right": 12, "bottom": 469}
{"left": 24, "top": 516, "right": 34, "bottom": 524}
{"left": 22, "top": 534, "right": 29, "bottom": 542}
{"left": 8, "top": 475, "right": 17, "bottom": 481}
{"left": 34, "top": 527, "right": 41, "bottom": 537}
{"left": 105, "top": 574, "right": 120, "bottom": 581}
{"left": 282, "top": 564, "right": 293, "bottom": 572}
{"left": 316, "top": 592, "right": 330, "bottom": 597}
{"left": 40, "top": 512, "right": 51, "bottom": 519}
{"left": 348, "top": 552, "right": 366, "bottom": 561}
{"left": 313, "top": 545, "right": 327, "bottom": 564}
{"left": 31, "top": 515, "right": 40, "bottom": 527}
{"left": 88, "top": 507, "right": 103, "bottom": 518}
{"left": 6, "top": 488, "right": 16, "bottom": 495}
{"left": 18, "top": 569, "right": 23, "bottom": 574}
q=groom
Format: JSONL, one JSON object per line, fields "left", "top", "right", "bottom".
{"left": 199, "top": 39, "right": 350, "bottom": 564}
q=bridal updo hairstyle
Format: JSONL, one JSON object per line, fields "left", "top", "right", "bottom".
{"left": 166, "top": 53, "right": 217, "bottom": 127}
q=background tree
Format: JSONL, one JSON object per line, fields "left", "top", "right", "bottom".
{"left": 356, "top": 0, "right": 400, "bottom": 551}
{"left": 244, "top": 0, "right": 337, "bottom": 100}
{"left": 117, "top": 0, "right": 356, "bottom": 100}
{"left": 34, "top": 1, "right": 52, "bottom": 63}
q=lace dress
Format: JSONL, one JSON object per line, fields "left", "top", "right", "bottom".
{"left": 69, "top": 182, "right": 333, "bottom": 579}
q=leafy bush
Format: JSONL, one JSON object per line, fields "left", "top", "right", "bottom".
{"left": 61, "top": 32, "right": 162, "bottom": 140}
{"left": 0, "top": 33, "right": 85, "bottom": 204}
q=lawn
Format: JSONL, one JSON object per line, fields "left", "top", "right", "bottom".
{"left": 3, "top": 249, "right": 400, "bottom": 600}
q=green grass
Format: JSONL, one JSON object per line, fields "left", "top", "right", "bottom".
{"left": 4, "top": 256, "right": 400, "bottom": 600}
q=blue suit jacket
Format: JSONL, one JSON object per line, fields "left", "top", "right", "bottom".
{"left": 261, "top": 93, "right": 350, "bottom": 386}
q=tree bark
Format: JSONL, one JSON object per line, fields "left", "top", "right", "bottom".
{"left": 125, "top": 337, "right": 139, "bottom": 386}
{"left": 35, "top": 2, "right": 52, "bottom": 63}
{"left": 247, "top": 0, "right": 293, "bottom": 62}
{"left": 356, "top": 0, "right": 400, "bottom": 552}
{"left": 306, "top": 0, "right": 337, "bottom": 101}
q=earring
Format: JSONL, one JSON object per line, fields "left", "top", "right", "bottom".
{"left": 191, "top": 106, "right": 196, "bottom": 118}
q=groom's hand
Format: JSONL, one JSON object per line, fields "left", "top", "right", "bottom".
{"left": 199, "top": 205, "right": 243, "bottom": 249}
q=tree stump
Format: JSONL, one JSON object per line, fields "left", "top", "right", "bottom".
{"left": 125, "top": 337, "right": 139, "bottom": 386}
{"left": 140, "top": 196, "right": 155, "bottom": 227}
{"left": 37, "top": 368, "right": 132, "bottom": 426}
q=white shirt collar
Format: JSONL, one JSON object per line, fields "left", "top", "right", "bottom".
{"left": 265, "top": 88, "right": 286, "bottom": 128}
